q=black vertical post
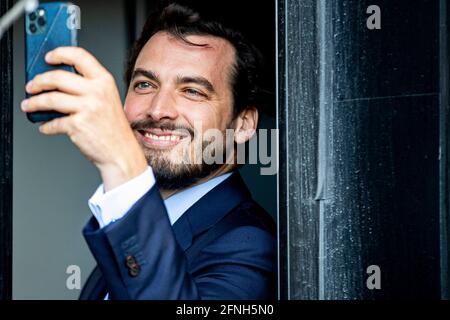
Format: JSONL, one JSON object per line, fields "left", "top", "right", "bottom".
{"left": 278, "top": 0, "right": 443, "bottom": 299}
{"left": 0, "top": 0, "right": 13, "bottom": 300}
{"left": 277, "top": 0, "right": 320, "bottom": 300}
{"left": 124, "top": 0, "right": 159, "bottom": 48}
{"left": 440, "top": 0, "right": 450, "bottom": 300}
{"left": 124, "top": 0, "right": 138, "bottom": 48}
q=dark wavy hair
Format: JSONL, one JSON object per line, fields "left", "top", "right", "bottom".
{"left": 124, "top": 2, "right": 267, "bottom": 119}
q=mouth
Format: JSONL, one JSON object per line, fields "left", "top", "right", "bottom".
{"left": 137, "top": 128, "right": 190, "bottom": 149}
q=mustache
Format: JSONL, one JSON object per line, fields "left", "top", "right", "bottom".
{"left": 130, "top": 119, "right": 195, "bottom": 138}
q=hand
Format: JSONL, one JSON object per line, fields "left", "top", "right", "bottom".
{"left": 21, "top": 47, "right": 148, "bottom": 191}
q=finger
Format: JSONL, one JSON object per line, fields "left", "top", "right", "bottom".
{"left": 39, "top": 116, "right": 72, "bottom": 136}
{"left": 45, "top": 47, "right": 109, "bottom": 79}
{"left": 26, "top": 70, "right": 87, "bottom": 95}
{"left": 21, "top": 92, "right": 81, "bottom": 114}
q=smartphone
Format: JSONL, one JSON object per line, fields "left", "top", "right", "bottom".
{"left": 25, "top": 2, "right": 79, "bottom": 123}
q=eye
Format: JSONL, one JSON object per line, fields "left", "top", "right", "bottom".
{"left": 183, "top": 88, "right": 207, "bottom": 98}
{"left": 134, "top": 81, "right": 155, "bottom": 93}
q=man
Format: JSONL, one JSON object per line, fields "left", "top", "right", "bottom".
{"left": 21, "top": 2, "right": 276, "bottom": 299}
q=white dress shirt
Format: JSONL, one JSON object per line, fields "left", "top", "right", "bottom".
{"left": 88, "top": 166, "right": 232, "bottom": 228}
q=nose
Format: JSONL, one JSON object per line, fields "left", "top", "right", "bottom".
{"left": 146, "top": 89, "right": 178, "bottom": 121}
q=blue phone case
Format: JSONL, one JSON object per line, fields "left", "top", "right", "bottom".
{"left": 25, "top": 2, "right": 78, "bottom": 123}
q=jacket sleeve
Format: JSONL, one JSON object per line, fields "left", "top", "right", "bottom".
{"left": 82, "top": 186, "right": 276, "bottom": 300}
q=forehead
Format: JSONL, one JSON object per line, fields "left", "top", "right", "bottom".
{"left": 134, "top": 31, "right": 236, "bottom": 84}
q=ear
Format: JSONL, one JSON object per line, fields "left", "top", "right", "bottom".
{"left": 234, "top": 107, "right": 258, "bottom": 144}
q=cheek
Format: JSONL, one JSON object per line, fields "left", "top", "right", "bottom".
{"left": 181, "top": 104, "right": 224, "bottom": 133}
{"left": 124, "top": 94, "right": 146, "bottom": 122}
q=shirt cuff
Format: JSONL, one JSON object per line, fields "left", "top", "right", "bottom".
{"left": 88, "top": 166, "right": 156, "bottom": 228}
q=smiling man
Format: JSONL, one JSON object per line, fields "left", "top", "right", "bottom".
{"left": 21, "top": 2, "right": 276, "bottom": 300}
{"left": 127, "top": 31, "right": 242, "bottom": 195}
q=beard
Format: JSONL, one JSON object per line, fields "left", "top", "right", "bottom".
{"left": 130, "top": 118, "right": 228, "bottom": 191}
{"left": 144, "top": 145, "right": 223, "bottom": 190}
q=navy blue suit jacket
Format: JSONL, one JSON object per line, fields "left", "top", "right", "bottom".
{"left": 79, "top": 172, "right": 276, "bottom": 300}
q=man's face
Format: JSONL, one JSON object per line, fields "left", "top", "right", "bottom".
{"left": 124, "top": 31, "right": 236, "bottom": 190}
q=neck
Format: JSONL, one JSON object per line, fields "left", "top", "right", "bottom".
{"left": 160, "top": 164, "right": 235, "bottom": 200}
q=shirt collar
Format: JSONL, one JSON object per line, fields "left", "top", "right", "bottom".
{"left": 163, "top": 172, "right": 233, "bottom": 225}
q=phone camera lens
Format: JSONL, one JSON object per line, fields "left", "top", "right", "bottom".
{"left": 29, "top": 12, "right": 36, "bottom": 21}
{"left": 37, "top": 17, "right": 46, "bottom": 27}
{"left": 29, "top": 24, "right": 37, "bottom": 34}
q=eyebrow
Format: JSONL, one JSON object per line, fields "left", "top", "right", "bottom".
{"left": 131, "top": 69, "right": 160, "bottom": 84}
{"left": 176, "top": 76, "right": 216, "bottom": 94}
{"left": 131, "top": 68, "right": 216, "bottom": 94}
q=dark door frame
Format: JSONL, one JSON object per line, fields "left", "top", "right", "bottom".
{"left": 277, "top": 0, "right": 449, "bottom": 299}
{"left": 0, "top": 0, "right": 13, "bottom": 301}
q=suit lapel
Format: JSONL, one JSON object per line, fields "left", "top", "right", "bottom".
{"left": 172, "top": 172, "right": 251, "bottom": 251}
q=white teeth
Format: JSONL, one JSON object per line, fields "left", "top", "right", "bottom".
{"left": 144, "top": 133, "right": 181, "bottom": 142}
